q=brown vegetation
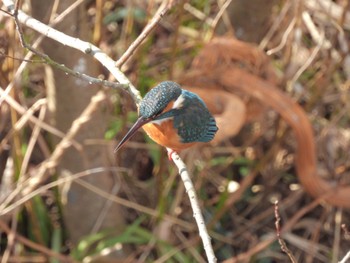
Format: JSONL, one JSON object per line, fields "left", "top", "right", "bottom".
{"left": 0, "top": 0, "right": 349, "bottom": 262}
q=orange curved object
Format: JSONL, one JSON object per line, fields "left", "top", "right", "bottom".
{"left": 219, "top": 68, "right": 350, "bottom": 208}
{"left": 180, "top": 37, "right": 350, "bottom": 208}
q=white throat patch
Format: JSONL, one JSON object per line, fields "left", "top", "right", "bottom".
{"left": 150, "top": 117, "right": 171, "bottom": 125}
{"left": 172, "top": 94, "right": 185, "bottom": 109}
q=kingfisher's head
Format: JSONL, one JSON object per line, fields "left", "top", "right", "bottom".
{"left": 114, "top": 81, "right": 182, "bottom": 153}
{"left": 139, "top": 81, "right": 182, "bottom": 119}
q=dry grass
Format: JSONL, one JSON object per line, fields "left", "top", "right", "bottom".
{"left": 0, "top": 0, "right": 349, "bottom": 262}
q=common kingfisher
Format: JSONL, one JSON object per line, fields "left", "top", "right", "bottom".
{"left": 114, "top": 81, "right": 218, "bottom": 156}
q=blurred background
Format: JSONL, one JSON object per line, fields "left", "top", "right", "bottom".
{"left": 0, "top": 0, "right": 350, "bottom": 262}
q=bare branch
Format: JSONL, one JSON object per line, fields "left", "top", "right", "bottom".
{"left": 1, "top": 2, "right": 218, "bottom": 262}
{"left": 169, "top": 148, "right": 217, "bottom": 263}
{"left": 2, "top": 0, "right": 142, "bottom": 104}
{"left": 274, "top": 200, "right": 297, "bottom": 263}
{"left": 11, "top": 2, "right": 127, "bottom": 90}
{"left": 339, "top": 251, "right": 350, "bottom": 263}
{"left": 115, "top": 1, "right": 176, "bottom": 68}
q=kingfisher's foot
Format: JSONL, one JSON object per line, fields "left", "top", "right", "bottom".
{"left": 167, "top": 149, "right": 177, "bottom": 161}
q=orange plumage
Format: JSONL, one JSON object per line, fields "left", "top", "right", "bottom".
{"left": 142, "top": 120, "right": 195, "bottom": 152}
{"left": 140, "top": 99, "right": 195, "bottom": 151}
{"left": 114, "top": 81, "right": 218, "bottom": 155}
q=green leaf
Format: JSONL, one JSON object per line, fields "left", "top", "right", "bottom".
{"left": 73, "top": 216, "right": 148, "bottom": 260}
{"left": 30, "top": 195, "right": 51, "bottom": 245}
{"left": 103, "top": 8, "right": 146, "bottom": 24}
{"left": 73, "top": 231, "right": 109, "bottom": 259}
{"left": 50, "top": 227, "right": 62, "bottom": 263}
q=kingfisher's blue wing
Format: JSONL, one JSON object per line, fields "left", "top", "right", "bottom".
{"left": 173, "top": 90, "right": 218, "bottom": 143}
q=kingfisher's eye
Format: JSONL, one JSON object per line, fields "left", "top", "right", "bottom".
{"left": 140, "top": 81, "right": 182, "bottom": 118}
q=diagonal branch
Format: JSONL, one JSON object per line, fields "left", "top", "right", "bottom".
{"left": 3, "top": 0, "right": 142, "bottom": 104}
{"left": 1, "top": 1, "right": 217, "bottom": 261}
{"left": 169, "top": 149, "right": 217, "bottom": 263}
{"left": 115, "top": 0, "right": 177, "bottom": 67}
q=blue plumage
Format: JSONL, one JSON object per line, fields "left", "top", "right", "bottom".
{"left": 139, "top": 81, "right": 182, "bottom": 118}
{"left": 115, "top": 81, "right": 218, "bottom": 153}
{"left": 139, "top": 81, "right": 218, "bottom": 143}
{"left": 173, "top": 90, "right": 218, "bottom": 143}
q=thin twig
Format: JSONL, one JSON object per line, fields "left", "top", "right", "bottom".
{"left": 0, "top": 167, "right": 194, "bottom": 232}
{"left": 274, "top": 200, "right": 297, "bottom": 263}
{"left": 210, "top": 0, "right": 234, "bottom": 34}
{"left": 2, "top": 0, "right": 141, "bottom": 104}
{"left": 18, "top": 104, "right": 47, "bottom": 179}
{"left": 289, "top": 31, "right": 323, "bottom": 85}
{"left": 51, "top": 0, "right": 86, "bottom": 25}
{"left": 12, "top": 6, "right": 127, "bottom": 90}
{"left": 266, "top": 18, "right": 296, "bottom": 55}
{"left": 259, "top": 0, "right": 292, "bottom": 50}
{"left": 332, "top": 208, "right": 343, "bottom": 263}
{"left": 302, "top": 11, "right": 331, "bottom": 49}
{"left": 0, "top": 193, "right": 18, "bottom": 263}
{"left": 0, "top": 0, "right": 86, "bottom": 105}
{"left": 115, "top": 1, "right": 176, "bottom": 68}
{"left": 0, "top": 220, "right": 75, "bottom": 262}
{"left": 168, "top": 148, "right": 217, "bottom": 263}
{"left": 0, "top": 51, "right": 43, "bottom": 63}
{"left": 0, "top": 91, "right": 81, "bottom": 150}
{"left": 23, "top": 91, "right": 106, "bottom": 195}
{"left": 0, "top": 91, "right": 106, "bottom": 211}
{"left": 339, "top": 251, "right": 350, "bottom": 263}
{"left": 183, "top": 3, "right": 214, "bottom": 25}
{"left": 2, "top": 2, "right": 217, "bottom": 262}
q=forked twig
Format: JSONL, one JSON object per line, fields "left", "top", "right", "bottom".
{"left": 274, "top": 200, "right": 297, "bottom": 263}
{"left": 2, "top": 0, "right": 141, "bottom": 103}
{"left": 2, "top": 1, "right": 217, "bottom": 261}
{"left": 11, "top": 5, "right": 127, "bottom": 91}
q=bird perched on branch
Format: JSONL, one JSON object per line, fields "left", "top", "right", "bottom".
{"left": 114, "top": 81, "right": 218, "bottom": 158}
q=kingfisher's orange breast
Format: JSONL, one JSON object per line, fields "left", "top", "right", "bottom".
{"left": 142, "top": 120, "right": 195, "bottom": 152}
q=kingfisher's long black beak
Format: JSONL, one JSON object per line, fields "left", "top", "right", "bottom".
{"left": 114, "top": 116, "right": 152, "bottom": 153}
